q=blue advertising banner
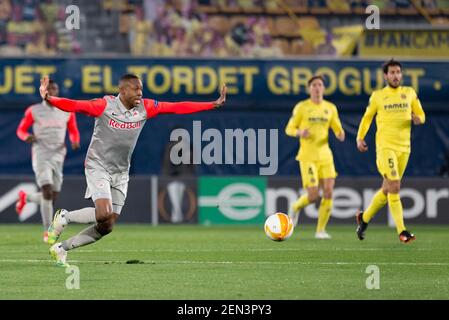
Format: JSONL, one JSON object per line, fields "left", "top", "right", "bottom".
{"left": 0, "top": 58, "right": 447, "bottom": 110}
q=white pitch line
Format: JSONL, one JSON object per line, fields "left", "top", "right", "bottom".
{"left": 0, "top": 247, "right": 445, "bottom": 254}
{"left": 1, "top": 259, "right": 449, "bottom": 266}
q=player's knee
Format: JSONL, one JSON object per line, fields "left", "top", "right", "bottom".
{"left": 323, "top": 188, "right": 333, "bottom": 199}
{"left": 42, "top": 189, "right": 53, "bottom": 201}
{"left": 387, "top": 181, "right": 401, "bottom": 194}
{"left": 96, "top": 219, "right": 114, "bottom": 236}
{"left": 308, "top": 190, "right": 319, "bottom": 202}
{"left": 96, "top": 207, "right": 113, "bottom": 223}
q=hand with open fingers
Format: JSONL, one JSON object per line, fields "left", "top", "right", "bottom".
{"left": 40, "top": 76, "right": 50, "bottom": 100}
{"left": 214, "top": 84, "right": 227, "bottom": 108}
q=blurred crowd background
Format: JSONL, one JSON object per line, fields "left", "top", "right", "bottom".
{"left": 1, "top": 0, "right": 448, "bottom": 57}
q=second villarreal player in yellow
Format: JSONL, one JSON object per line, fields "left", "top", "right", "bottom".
{"left": 285, "top": 75, "right": 345, "bottom": 239}
{"left": 356, "top": 59, "right": 425, "bottom": 243}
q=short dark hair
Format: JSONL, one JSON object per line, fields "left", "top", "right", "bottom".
{"left": 48, "top": 79, "right": 56, "bottom": 85}
{"left": 382, "top": 59, "right": 402, "bottom": 74}
{"left": 308, "top": 75, "right": 325, "bottom": 86}
{"left": 120, "top": 74, "right": 140, "bottom": 81}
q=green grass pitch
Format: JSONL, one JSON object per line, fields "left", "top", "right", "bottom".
{"left": 1, "top": 224, "right": 448, "bottom": 299}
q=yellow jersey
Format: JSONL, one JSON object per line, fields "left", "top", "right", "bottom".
{"left": 285, "top": 99, "right": 344, "bottom": 162}
{"left": 357, "top": 86, "right": 425, "bottom": 153}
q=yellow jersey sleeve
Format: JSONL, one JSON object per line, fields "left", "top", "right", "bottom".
{"left": 330, "top": 104, "right": 344, "bottom": 137}
{"left": 356, "top": 92, "right": 378, "bottom": 140}
{"left": 410, "top": 88, "right": 426, "bottom": 124}
{"left": 285, "top": 103, "right": 302, "bottom": 137}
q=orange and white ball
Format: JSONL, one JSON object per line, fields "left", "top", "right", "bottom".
{"left": 264, "top": 212, "right": 294, "bottom": 241}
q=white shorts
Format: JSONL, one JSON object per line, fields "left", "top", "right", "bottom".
{"left": 32, "top": 157, "right": 63, "bottom": 192}
{"left": 84, "top": 167, "right": 129, "bottom": 214}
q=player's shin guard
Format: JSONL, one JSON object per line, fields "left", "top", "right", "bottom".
{"left": 61, "top": 225, "right": 102, "bottom": 251}
{"left": 289, "top": 194, "right": 310, "bottom": 225}
{"left": 363, "top": 189, "right": 387, "bottom": 223}
{"left": 316, "top": 198, "right": 332, "bottom": 233}
{"left": 387, "top": 193, "right": 406, "bottom": 234}
{"left": 292, "top": 194, "right": 310, "bottom": 212}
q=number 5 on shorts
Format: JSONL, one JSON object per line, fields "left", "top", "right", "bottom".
{"left": 388, "top": 158, "right": 394, "bottom": 168}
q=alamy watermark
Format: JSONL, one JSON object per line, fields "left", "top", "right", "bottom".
{"left": 65, "top": 5, "right": 80, "bottom": 30}
{"left": 365, "top": 265, "right": 380, "bottom": 290}
{"left": 365, "top": 5, "right": 380, "bottom": 30}
{"left": 169, "top": 121, "right": 278, "bottom": 175}
{"left": 65, "top": 265, "right": 80, "bottom": 289}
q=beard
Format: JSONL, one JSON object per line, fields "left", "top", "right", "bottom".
{"left": 388, "top": 79, "right": 400, "bottom": 88}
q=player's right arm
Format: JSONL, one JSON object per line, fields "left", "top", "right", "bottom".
{"left": 46, "top": 97, "right": 107, "bottom": 117}
{"left": 40, "top": 76, "right": 106, "bottom": 117}
{"left": 285, "top": 103, "right": 308, "bottom": 138}
{"left": 356, "top": 93, "right": 377, "bottom": 152}
{"left": 410, "top": 88, "right": 425, "bottom": 125}
{"left": 16, "top": 107, "right": 36, "bottom": 143}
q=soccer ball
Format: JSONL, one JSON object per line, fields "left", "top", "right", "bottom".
{"left": 264, "top": 212, "right": 294, "bottom": 241}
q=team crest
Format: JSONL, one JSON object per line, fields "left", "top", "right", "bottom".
{"left": 401, "top": 94, "right": 406, "bottom": 99}
{"left": 324, "top": 109, "right": 329, "bottom": 114}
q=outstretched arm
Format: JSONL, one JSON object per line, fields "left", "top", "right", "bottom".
{"left": 40, "top": 76, "right": 107, "bottom": 117}
{"left": 17, "top": 107, "right": 36, "bottom": 143}
{"left": 144, "top": 84, "right": 227, "bottom": 118}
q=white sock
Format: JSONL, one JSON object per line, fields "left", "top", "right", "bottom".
{"left": 62, "top": 225, "right": 102, "bottom": 251}
{"left": 40, "top": 198, "right": 53, "bottom": 231}
{"left": 27, "top": 192, "right": 42, "bottom": 204}
{"left": 65, "top": 207, "right": 96, "bottom": 224}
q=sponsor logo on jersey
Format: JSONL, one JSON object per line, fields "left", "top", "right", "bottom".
{"left": 109, "top": 119, "right": 142, "bottom": 130}
{"left": 308, "top": 116, "right": 328, "bottom": 123}
{"left": 384, "top": 103, "right": 409, "bottom": 110}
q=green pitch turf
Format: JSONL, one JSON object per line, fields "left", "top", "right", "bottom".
{"left": 0, "top": 224, "right": 448, "bottom": 299}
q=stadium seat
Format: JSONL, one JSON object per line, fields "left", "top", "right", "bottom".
{"left": 298, "top": 16, "right": 320, "bottom": 30}
{"left": 266, "top": 17, "right": 279, "bottom": 37}
{"left": 264, "top": 0, "right": 285, "bottom": 14}
{"left": 291, "top": 37, "right": 315, "bottom": 55}
{"left": 326, "top": 0, "right": 351, "bottom": 14}
{"left": 239, "top": 0, "right": 263, "bottom": 14}
{"left": 272, "top": 38, "right": 291, "bottom": 55}
{"left": 198, "top": 4, "right": 219, "bottom": 14}
{"left": 275, "top": 17, "right": 301, "bottom": 37}
{"left": 209, "top": 15, "right": 231, "bottom": 36}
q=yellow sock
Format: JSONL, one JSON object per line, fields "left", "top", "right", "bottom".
{"left": 387, "top": 193, "right": 406, "bottom": 234}
{"left": 363, "top": 189, "right": 388, "bottom": 223}
{"left": 316, "top": 198, "right": 332, "bottom": 233}
{"left": 292, "top": 194, "right": 310, "bottom": 212}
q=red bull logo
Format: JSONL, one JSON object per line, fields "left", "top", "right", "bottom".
{"left": 109, "top": 119, "right": 141, "bottom": 130}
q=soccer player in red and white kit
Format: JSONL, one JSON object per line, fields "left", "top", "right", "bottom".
{"left": 40, "top": 74, "right": 227, "bottom": 267}
{"left": 16, "top": 80, "right": 80, "bottom": 243}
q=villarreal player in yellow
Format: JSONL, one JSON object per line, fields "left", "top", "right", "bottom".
{"left": 285, "top": 75, "right": 345, "bottom": 239}
{"left": 356, "top": 59, "right": 425, "bottom": 243}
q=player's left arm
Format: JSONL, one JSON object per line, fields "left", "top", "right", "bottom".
{"left": 411, "top": 89, "right": 425, "bottom": 125}
{"left": 144, "top": 84, "right": 227, "bottom": 118}
{"left": 67, "top": 113, "right": 80, "bottom": 150}
{"left": 330, "top": 104, "right": 345, "bottom": 142}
